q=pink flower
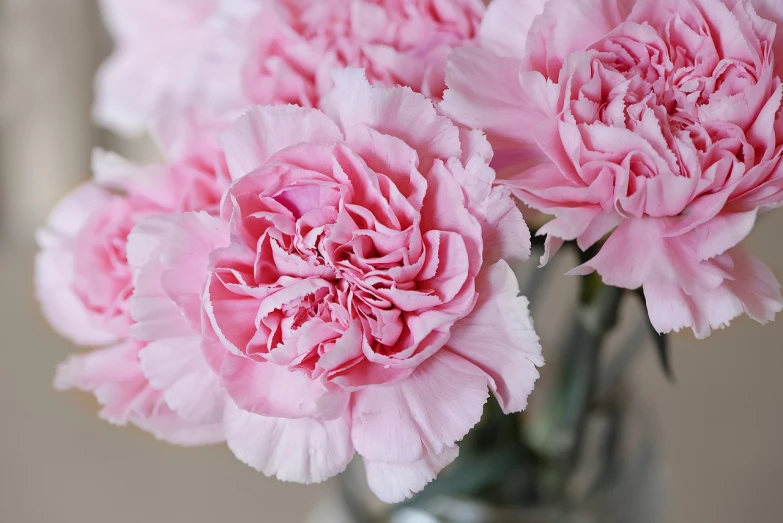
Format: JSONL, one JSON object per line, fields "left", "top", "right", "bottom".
{"left": 442, "top": 0, "right": 783, "bottom": 338}
{"left": 40, "top": 145, "right": 229, "bottom": 444}
{"left": 94, "top": 0, "right": 484, "bottom": 142}
{"left": 130, "top": 69, "right": 543, "bottom": 502}
{"left": 242, "top": 0, "right": 485, "bottom": 107}
{"left": 36, "top": 146, "right": 227, "bottom": 346}
{"left": 94, "top": 0, "right": 262, "bottom": 136}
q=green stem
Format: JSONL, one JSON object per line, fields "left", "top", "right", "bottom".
{"left": 524, "top": 274, "right": 623, "bottom": 502}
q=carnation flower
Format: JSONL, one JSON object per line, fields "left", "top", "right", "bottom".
{"left": 442, "top": 0, "right": 783, "bottom": 338}
{"left": 94, "top": 0, "right": 484, "bottom": 141}
{"left": 39, "top": 145, "right": 229, "bottom": 443}
{"left": 94, "top": 0, "right": 262, "bottom": 136}
{"left": 242, "top": 0, "right": 485, "bottom": 106}
{"left": 128, "top": 69, "right": 543, "bottom": 502}
{"left": 36, "top": 146, "right": 227, "bottom": 346}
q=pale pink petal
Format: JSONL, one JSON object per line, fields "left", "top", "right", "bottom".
{"left": 642, "top": 245, "right": 783, "bottom": 339}
{"left": 722, "top": 247, "right": 783, "bottom": 324}
{"left": 93, "top": 0, "right": 217, "bottom": 135}
{"left": 351, "top": 351, "right": 489, "bottom": 464}
{"left": 442, "top": 45, "right": 538, "bottom": 150}
{"left": 139, "top": 336, "right": 225, "bottom": 424}
{"left": 219, "top": 105, "right": 343, "bottom": 180}
{"left": 364, "top": 446, "right": 459, "bottom": 504}
{"left": 224, "top": 401, "right": 354, "bottom": 484}
{"left": 35, "top": 246, "right": 119, "bottom": 347}
{"left": 478, "top": 0, "right": 548, "bottom": 57}
{"left": 322, "top": 68, "right": 462, "bottom": 172}
{"left": 127, "top": 216, "right": 193, "bottom": 341}
{"left": 220, "top": 353, "right": 326, "bottom": 419}
{"left": 643, "top": 281, "right": 742, "bottom": 339}
{"left": 448, "top": 260, "right": 543, "bottom": 413}
{"left": 526, "top": 0, "right": 635, "bottom": 78}
{"left": 684, "top": 210, "right": 759, "bottom": 262}
{"left": 446, "top": 140, "right": 531, "bottom": 266}
{"left": 568, "top": 218, "right": 662, "bottom": 289}
{"left": 35, "top": 185, "right": 118, "bottom": 346}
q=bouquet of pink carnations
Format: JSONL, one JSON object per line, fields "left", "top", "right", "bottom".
{"left": 37, "top": 0, "right": 783, "bottom": 518}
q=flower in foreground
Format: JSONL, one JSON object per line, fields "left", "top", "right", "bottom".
{"left": 443, "top": 0, "right": 783, "bottom": 337}
{"left": 129, "top": 69, "right": 543, "bottom": 502}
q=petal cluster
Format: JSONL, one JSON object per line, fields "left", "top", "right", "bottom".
{"left": 443, "top": 0, "right": 783, "bottom": 337}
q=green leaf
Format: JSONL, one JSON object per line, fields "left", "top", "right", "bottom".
{"left": 633, "top": 289, "right": 674, "bottom": 382}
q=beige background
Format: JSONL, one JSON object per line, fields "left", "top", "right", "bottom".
{"left": 1, "top": 2, "right": 782, "bottom": 522}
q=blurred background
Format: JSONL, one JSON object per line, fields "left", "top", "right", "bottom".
{"left": 1, "top": 2, "right": 782, "bottom": 522}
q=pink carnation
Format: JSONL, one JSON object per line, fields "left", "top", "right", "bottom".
{"left": 128, "top": 70, "right": 543, "bottom": 502}
{"left": 94, "top": 0, "right": 262, "bottom": 136}
{"left": 40, "top": 145, "right": 229, "bottom": 443}
{"left": 94, "top": 0, "right": 484, "bottom": 141}
{"left": 242, "top": 0, "right": 485, "bottom": 107}
{"left": 36, "top": 146, "right": 227, "bottom": 345}
{"left": 443, "top": 0, "right": 783, "bottom": 338}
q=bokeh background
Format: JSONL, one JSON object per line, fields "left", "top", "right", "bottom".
{"left": 1, "top": 2, "right": 782, "bottom": 522}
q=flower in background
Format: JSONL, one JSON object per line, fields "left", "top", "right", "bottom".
{"left": 94, "top": 0, "right": 484, "bottom": 142}
{"left": 36, "top": 146, "right": 227, "bottom": 345}
{"left": 242, "top": 0, "right": 484, "bottom": 107}
{"left": 38, "top": 144, "right": 229, "bottom": 443}
{"left": 93, "top": 0, "right": 262, "bottom": 137}
{"left": 442, "top": 0, "right": 783, "bottom": 338}
{"left": 128, "top": 69, "right": 543, "bottom": 502}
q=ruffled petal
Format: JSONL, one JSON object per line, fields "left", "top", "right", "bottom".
{"left": 224, "top": 401, "right": 354, "bottom": 484}
{"left": 351, "top": 351, "right": 489, "bottom": 464}
{"left": 364, "top": 446, "right": 459, "bottom": 504}
{"left": 644, "top": 247, "right": 783, "bottom": 338}
{"left": 219, "top": 105, "right": 343, "bottom": 180}
{"left": 448, "top": 260, "right": 543, "bottom": 413}
{"left": 322, "top": 68, "right": 462, "bottom": 173}
{"left": 140, "top": 336, "right": 225, "bottom": 424}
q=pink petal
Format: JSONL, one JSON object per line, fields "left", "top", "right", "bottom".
{"left": 139, "top": 336, "right": 225, "bottom": 424}
{"left": 448, "top": 261, "right": 543, "bottom": 413}
{"left": 722, "top": 247, "right": 783, "bottom": 324}
{"left": 364, "top": 446, "right": 459, "bottom": 503}
{"left": 442, "top": 45, "right": 545, "bottom": 160}
{"left": 219, "top": 105, "right": 343, "bottom": 180}
{"left": 220, "top": 353, "right": 326, "bottom": 419}
{"left": 478, "top": 0, "right": 548, "bottom": 58}
{"left": 569, "top": 218, "right": 662, "bottom": 289}
{"left": 526, "top": 0, "right": 634, "bottom": 78}
{"left": 351, "top": 351, "right": 489, "bottom": 464}
{"left": 642, "top": 247, "right": 782, "bottom": 340}
{"left": 35, "top": 184, "right": 118, "bottom": 346}
{"left": 224, "top": 402, "right": 354, "bottom": 484}
{"left": 322, "top": 68, "right": 462, "bottom": 173}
